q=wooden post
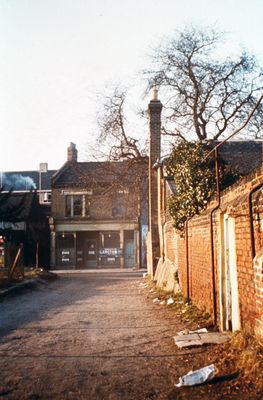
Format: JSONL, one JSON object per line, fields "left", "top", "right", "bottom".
{"left": 36, "top": 242, "right": 39, "bottom": 268}
{"left": 9, "top": 246, "right": 22, "bottom": 279}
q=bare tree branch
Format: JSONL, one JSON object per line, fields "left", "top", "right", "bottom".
{"left": 144, "top": 25, "right": 263, "bottom": 141}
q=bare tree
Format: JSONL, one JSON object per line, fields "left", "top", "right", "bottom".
{"left": 96, "top": 85, "right": 148, "bottom": 162}
{"left": 144, "top": 25, "right": 263, "bottom": 141}
{"left": 86, "top": 85, "right": 149, "bottom": 204}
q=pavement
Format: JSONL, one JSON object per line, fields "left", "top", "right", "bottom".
{"left": 0, "top": 277, "right": 39, "bottom": 299}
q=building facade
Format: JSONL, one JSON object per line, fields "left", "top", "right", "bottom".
{"left": 50, "top": 143, "right": 146, "bottom": 269}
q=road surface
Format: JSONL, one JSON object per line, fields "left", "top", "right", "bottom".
{"left": 0, "top": 271, "right": 257, "bottom": 399}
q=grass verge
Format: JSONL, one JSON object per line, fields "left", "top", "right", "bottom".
{"left": 216, "top": 330, "right": 263, "bottom": 393}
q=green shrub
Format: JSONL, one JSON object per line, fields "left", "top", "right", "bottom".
{"left": 167, "top": 141, "right": 239, "bottom": 236}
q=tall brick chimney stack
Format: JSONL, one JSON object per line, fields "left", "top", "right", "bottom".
{"left": 148, "top": 88, "right": 162, "bottom": 278}
{"left": 67, "top": 142, "right": 78, "bottom": 162}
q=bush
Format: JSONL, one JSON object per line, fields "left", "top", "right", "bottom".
{"left": 167, "top": 141, "right": 239, "bottom": 236}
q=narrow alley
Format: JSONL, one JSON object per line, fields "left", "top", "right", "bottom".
{"left": 0, "top": 272, "right": 258, "bottom": 400}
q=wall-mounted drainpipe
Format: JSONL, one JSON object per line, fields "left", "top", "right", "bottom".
{"left": 210, "top": 149, "right": 221, "bottom": 326}
{"left": 185, "top": 220, "right": 190, "bottom": 300}
{"left": 248, "top": 182, "right": 263, "bottom": 261}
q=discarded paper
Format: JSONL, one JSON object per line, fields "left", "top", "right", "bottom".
{"left": 153, "top": 298, "right": 159, "bottom": 303}
{"left": 167, "top": 298, "right": 174, "bottom": 305}
{"left": 177, "top": 328, "right": 208, "bottom": 336}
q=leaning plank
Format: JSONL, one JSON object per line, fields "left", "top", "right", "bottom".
{"left": 174, "top": 332, "right": 230, "bottom": 348}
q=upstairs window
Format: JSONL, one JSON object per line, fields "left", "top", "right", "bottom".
{"left": 66, "top": 195, "right": 90, "bottom": 217}
{"left": 112, "top": 204, "right": 124, "bottom": 218}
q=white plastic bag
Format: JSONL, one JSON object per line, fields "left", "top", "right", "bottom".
{"left": 175, "top": 364, "right": 215, "bottom": 387}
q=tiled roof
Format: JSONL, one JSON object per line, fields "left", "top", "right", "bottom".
{"left": 213, "top": 140, "right": 262, "bottom": 175}
{"left": 1, "top": 170, "right": 56, "bottom": 191}
{"left": 52, "top": 161, "right": 144, "bottom": 186}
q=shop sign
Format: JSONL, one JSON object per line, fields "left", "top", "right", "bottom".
{"left": 99, "top": 248, "right": 123, "bottom": 256}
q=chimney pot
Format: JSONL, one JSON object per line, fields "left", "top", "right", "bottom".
{"left": 39, "top": 163, "right": 48, "bottom": 172}
{"left": 151, "top": 88, "right": 158, "bottom": 100}
{"left": 67, "top": 142, "right": 78, "bottom": 162}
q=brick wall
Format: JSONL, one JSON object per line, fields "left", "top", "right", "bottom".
{"left": 254, "top": 248, "right": 263, "bottom": 344}
{"left": 51, "top": 188, "right": 65, "bottom": 218}
{"left": 164, "top": 222, "right": 178, "bottom": 264}
{"left": 51, "top": 187, "right": 138, "bottom": 221}
{"left": 188, "top": 213, "right": 215, "bottom": 315}
{"left": 160, "top": 166, "right": 263, "bottom": 338}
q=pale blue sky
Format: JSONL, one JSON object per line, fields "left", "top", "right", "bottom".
{"left": 0, "top": 0, "right": 262, "bottom": 171}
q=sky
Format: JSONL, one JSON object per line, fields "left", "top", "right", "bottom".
{"left": 0, "top": 0, "right": 263, "bottom": 172}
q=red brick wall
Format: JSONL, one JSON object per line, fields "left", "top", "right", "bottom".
{"left": 164, "top": 222, "right": 177, "bottom": 264}
{"left": 161, "top": 166, "right": 263, "bottom": 334}
{"left": 188, "top": 213, "right": 215, "bottom": 316}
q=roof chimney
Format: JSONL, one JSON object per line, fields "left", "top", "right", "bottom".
{"left": 39, "top": 163, "right": 48, "bottom": 172}
{"left": 148, "top": 88, "right": 162, "bottom": 167}
{"left": 67, "top": 142, "right": 78, "bottom": 163}
{"left": 148, "top": 89, "right": 162, "bottom": 278}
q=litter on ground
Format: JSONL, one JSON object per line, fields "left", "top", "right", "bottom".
{"left": 175, "top": 364, "right": 215, "bottom": 387}
{"left": 177, "top": 328, "right": 208, "bottom": 336}
{"left": 153, "top": 298, "right": 160, "bottom": 303}
{"left": 167, "top": 298, "right": 174, "bottom": 305}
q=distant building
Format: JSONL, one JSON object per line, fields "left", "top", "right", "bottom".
{"left": 1, "top": 163, "right": 56, "bottom": 205}
{"left": 50, "top": 143, "right": 148, "bottom": 269}
{"left": 0, "top": 191, "right": 50, "bottom": 268}
{"left": 0, "top": 164, "right": 56, "bottom": 269}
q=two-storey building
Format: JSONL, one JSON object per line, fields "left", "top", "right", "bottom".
{"left": 50, "top": 143, "right": 147, "bottom": 269}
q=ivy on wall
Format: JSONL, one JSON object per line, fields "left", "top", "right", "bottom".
{"left": 167, "top": 141, "right": 239, "bottom": 236}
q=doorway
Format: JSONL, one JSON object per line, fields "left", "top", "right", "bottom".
{"left": 85, "top": 239, "right": 97, "bottom": 268}
{"left": 124, "top": 231, "right": 134, "bottom": 267}
{"left": 76, "top": 232, "right": 99, "bottom": 268}
{"left": 222, "top": 215, "right": 240, "bottom": 331}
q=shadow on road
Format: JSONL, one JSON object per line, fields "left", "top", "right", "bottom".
{"left": 0, "top": 271, "right": 144, "bottom": 341}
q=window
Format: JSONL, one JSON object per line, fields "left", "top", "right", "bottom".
{"left": 66, "top": 195, "right": 90, "bottom": 217}
{"left": 111, "top": 194, "right": 125, "bottom": 218}
{"left": 103, "top": 232, "right": 120, "bottom": 247}
{"left": 40, "top": 191, "right": 51, "bottom": 204}
{"left": 112, "top": 205, "right": 124, "bottom": 217}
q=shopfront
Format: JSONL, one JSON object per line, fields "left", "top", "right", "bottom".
{"left": 54, "top": 225, "right": 139, "bottom": 269}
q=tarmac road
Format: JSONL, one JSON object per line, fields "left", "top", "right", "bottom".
{"left": 0, "top": 270, "right": 258, "bottom": 400}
